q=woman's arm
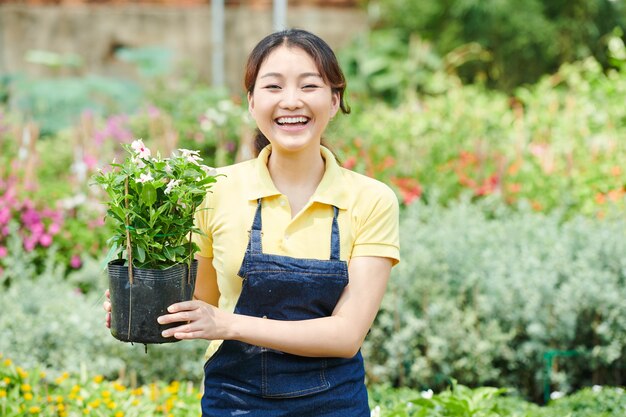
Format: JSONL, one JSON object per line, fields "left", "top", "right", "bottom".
{"left": 193, "top": 255, "right": 220, "bottom": 307}
{"left": 158, "top": 256, "right": 392, "bottom": 358}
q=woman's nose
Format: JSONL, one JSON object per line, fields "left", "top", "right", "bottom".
{"left": 279, "top": 88, "right": 303, "bottom": 109}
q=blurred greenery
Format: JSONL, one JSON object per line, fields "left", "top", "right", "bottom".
{"left": 367, "top": 0, "right": 626, "bottom": 91}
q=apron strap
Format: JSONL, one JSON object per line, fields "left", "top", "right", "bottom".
{"left": 330, "top": 206, "right": 340, "bottom": 261}
{"left": 249, "top": 199, "right": 263, "bottom": 253}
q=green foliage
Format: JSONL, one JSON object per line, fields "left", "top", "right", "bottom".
{"left": 330, "top": 52, "right": 626, "bottom": 216}
{"left": 363, "top": 199, "right": 626, "bottom": 400}
{"left": 92, "top": 142, "right": 218, "bottom": 269}
{"left": 0, "top": 267, "right": 208, "bottom": 385}
{"left": 369, "top": 384, "right": 626, "bottom": 416}
{"left": 9, "top": 75, "right": 142, "bottom": 136}
{"left": 370, "top": 0, "right": 626, "bottom": 90}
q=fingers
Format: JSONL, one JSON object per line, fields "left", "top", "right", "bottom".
{"left": 157, "top": 311, "right": 191, "bottom": 325}
{"left": 166, "top": 300, "right": 202, "bottom": 313}
{"left": 104, "top": 289, "right": 111, "bottom": 328}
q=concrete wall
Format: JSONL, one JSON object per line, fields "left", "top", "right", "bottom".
{"left": 0, "top": 4, "right": 367, "bottom": 91}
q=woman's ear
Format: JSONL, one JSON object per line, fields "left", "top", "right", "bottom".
{"left": 330, "top": 91, "right": 340, "bottom": 118}
{"left": 248, "top": 91, "right": 255, "bottom": 115}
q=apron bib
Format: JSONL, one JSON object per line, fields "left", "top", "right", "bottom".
{"left": 202, "top": 200, "right": 369, "bottom": 417}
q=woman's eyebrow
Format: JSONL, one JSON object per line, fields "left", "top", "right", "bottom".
{"left": 259, "top": 72, "right": 322, "bottom": 79}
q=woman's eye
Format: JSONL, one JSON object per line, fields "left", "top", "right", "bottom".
{"left": 264, "top": 84, "right": 281, "bottom": 89}
{"left": 303, "top": 85, "right": 320, "bottom": 89}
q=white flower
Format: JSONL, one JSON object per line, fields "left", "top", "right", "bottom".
{"left": 370, "top": 405, "right": 381, "bottom": 417}
{"left": 178, "top": 148, "right": 202, "bottom": 165}
{"left": 165, "top": 179, "right": 181, "bottom": 195}
{"left": 131, "top": 139, "right": 151, "bottom": 159}
{"left": 421, "top": 389, "right": 434, "bottom": 399}
{"left": 201, "top": 165, "right": 218, "bottom": 176}
{"left": 165, "top": 162, "right": 172, "bottom": 174}
{"left": 200, "top": 118, "right": 214, "bottom": 132}
{"left": 131, "top": 157, "right": 146, "bottom": 169}
{"left": 550, "top": 391, "right": 564, "bottom": 400}
{"left": 592, "top": 385, "right": 602, "bottom": 393}
{"left": 136, "top": 172, "right": 154, "bottom": 183}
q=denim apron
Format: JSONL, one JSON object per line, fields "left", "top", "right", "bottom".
{"left": 201, "top": 200, "right": 370, "bottom": 417}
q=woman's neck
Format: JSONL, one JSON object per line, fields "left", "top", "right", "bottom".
{"left": 267, "top": 145, "right": 325, "bottom": 216}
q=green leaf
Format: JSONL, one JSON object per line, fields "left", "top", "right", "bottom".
{"left": 141, "top": 182, "right": 157, "bottom": 206}
{"left": 135, "top": 246, "right": 146, "bottom": 263}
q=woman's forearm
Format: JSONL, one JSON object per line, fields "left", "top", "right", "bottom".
{"left": 226, "top": 313, "right": 363, "bottom": 358}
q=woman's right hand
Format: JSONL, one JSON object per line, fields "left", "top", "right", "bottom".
{"left": 103, "top": 289, "right": 111, "bottom": 328}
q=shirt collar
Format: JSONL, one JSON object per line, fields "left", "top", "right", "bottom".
{"left": 246, "top": 145, "right": 349, "bottom": 210}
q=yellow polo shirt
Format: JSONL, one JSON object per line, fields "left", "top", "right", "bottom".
{"left": 193, "top": 145, "right": 400, "bottom": 358}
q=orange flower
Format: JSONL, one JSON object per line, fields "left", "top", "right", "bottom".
{"left": 610, "top": 166, "right": 622, "bottom": 176}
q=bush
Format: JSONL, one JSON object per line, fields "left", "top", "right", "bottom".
{"left": 363, "top": 198, "right": 626, "bottom": 400}
{"left": 0, "top": 259, "right": 208, "bottom": 385}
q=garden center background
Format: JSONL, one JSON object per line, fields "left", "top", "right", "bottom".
{"left": 1, "top": 1, "right": 626, "bottom": 416}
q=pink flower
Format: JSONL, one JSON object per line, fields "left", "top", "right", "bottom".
{"left": 0, "top": 246, "right": 7, "bottom": 258}
{"left": 48, "top": 223, "right": 61, "bottom": 235}
{"left": 39, "top": 234, "right": 53, "bottom": 247}
{"left": 0, "top": 207, "right": 10, "bottom": 225}
{"left": 70, "top": 255, "right": 82, "bottom": 269}
{"left": 131, "top": 139, "right": 151, "bottom": 159}
{"left": 23, "top": 237, "right": 37, "bottom": 252}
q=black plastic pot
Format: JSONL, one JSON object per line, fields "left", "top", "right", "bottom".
{"left": 108, "top": 259, "right": 198, "bottom": 344}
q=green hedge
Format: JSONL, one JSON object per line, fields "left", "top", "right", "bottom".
{"left": 363, "top": 198, "right": 626, "bottom": 400}
{"left": 0, "top": 258, "right": 207, "bottom": 385}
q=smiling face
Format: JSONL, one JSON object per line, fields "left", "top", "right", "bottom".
{"left": 248, "top": 45, "right": 340, "bottom": 155}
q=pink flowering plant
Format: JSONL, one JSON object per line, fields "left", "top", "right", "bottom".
{"left": 93, "top": 139, "right": 218, "bottom": 269}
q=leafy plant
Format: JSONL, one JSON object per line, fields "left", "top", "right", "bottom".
{"left": 93, "top": 140, "right": 219, "bottom": 269}
{"left": 364, "top": 198, "right": 626, "bottom": 401}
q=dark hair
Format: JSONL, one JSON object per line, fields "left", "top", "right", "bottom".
{"left": 244, "top": 29, "right": 350, "bottom": 156}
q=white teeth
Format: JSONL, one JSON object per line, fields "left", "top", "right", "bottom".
{"left": 276, "top": 116, "right": 308, "bottom": 124}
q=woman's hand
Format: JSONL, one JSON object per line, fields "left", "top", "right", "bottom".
{"left": 103, "top": 289, "right": 112, "bottom": 328}
{"left": 157, "top": 300, "right": 230, "bottom": 340}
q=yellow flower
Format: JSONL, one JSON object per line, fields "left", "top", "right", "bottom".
{"left": 71, "top": 385, "right": 81, "bottom": 393}
{"left": 39, "top": 371, "right": 46, "bottom": 379}
{"left": 102, "top": 390, "right": 111, "bottom": 398}
{"left": 115, "top": 412, "right": 124, "bottom": 417}
{"left": 131, "top": 400, "right": 140, "bottom": 406}
{"left": 93, "top": 375, "right": 104, "bottom": 384}
{"left": 83, "top": 410, "right": 90, "bottom": 415}
{"left": 0, "top": 389, "right": 6, "bottom": 398}
{"left": 17, "top": 367, "right": 28, "bottom": 378}
{"left": 21, "top": 383, "right": 32, "bottom": 392}
{"left": 113, "top": 382, "right": 126, "bottom": 392}
{"left": 56, "top": 395, "right": 64, "bottom": 403}
{"left": 88, "top": 399, "right": 101, "bottom": 408}
{"left": 3, "top": 377, "right": 10, "bottom": 384}
{"left": 28, "top": 406, "right": 41, "bottom": 414}
{"left": 107, "top": 401, "right": 117, "bottom": 409}
{"left": 131, "top": 387, "right": 144, "bottom": 396}
{"left": 57, "top": 403, "right": 66, "bottom": 412}
{"left": 24, "top": 392, "right": 34, "bottom": 401}
{"left": 3, "top": 359, "right": 12, "bottom": 366}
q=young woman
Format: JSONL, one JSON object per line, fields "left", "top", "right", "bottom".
{"left": 105, "top": 29, "right": 399, "bottom": 416}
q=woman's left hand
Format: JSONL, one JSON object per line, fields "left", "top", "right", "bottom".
{"left": 157, "top": 300, "right": 228, "bottom": 340}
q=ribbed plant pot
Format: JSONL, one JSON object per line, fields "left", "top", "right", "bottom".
{"left": 108, "top": 259, "right": 198, "bottom": 344}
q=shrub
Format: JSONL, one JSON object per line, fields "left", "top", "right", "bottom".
{"left": 363, "top": 198, "right": 626, "bottom": 400}
{"left": 0, "top": 261, "right": 208, "bottom": 385}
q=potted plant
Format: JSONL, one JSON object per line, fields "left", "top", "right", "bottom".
{"left": 93, "top": 139, "right": 218, "bottom": 344}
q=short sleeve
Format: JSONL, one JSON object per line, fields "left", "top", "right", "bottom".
{"left": 350, "top": 185, "right": 400, "bottom": 266}
{"left": 193, "top": 191, "right": 214, "bottom": 258}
